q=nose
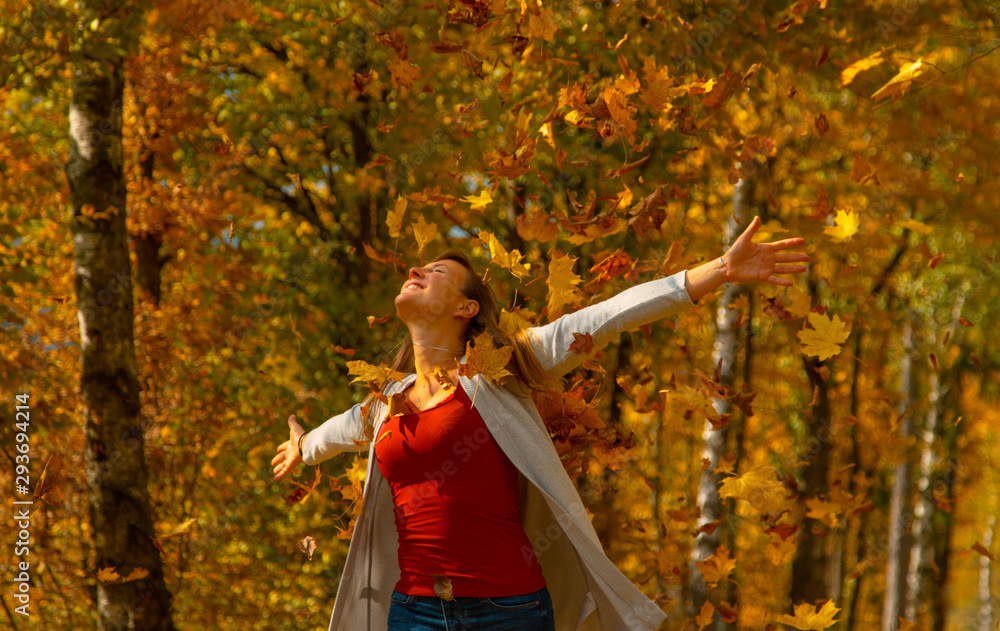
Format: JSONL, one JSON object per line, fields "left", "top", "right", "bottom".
{"left": 408, "top": 266, "right": 425, "bottom": 280}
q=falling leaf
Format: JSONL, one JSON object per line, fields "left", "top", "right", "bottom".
{"left": 300, "top": 535, "right": 317, "bottom": 560}
{"left": 431, "top": 365, "right": 455, "bottom": 390}
{"left": 432, "top": 575, "right": 456, "bottom": 601}
{"left": 121, "top": 568, "right": 150, "bottom": 582}
{"left": 695, "top": 545, "right": 737, "bottom": 586}
{"left": 841, "top": 50, "right": 887, "bottom": 86}
{"left": 347, "top": 360, "right": 407, "bottom": 388}
{"left": 872, "top": 59, "right": 923, "bottom": 102}
{"left": 972, "top": 541, "right": 995, "bottom": 561}
{"left": 411, "top": 214, "right": 436, "bottom": 255}
{"left": 160, "top": 517, "right": 198, "bottom": 540}
{"left": 546, "top": 252, "right": 583, "bottom": 319}
{"left": 568, "top": 332, "right": 595, "bottom": 355}
{"left": 528, "top": 7, "right": 558, "bottom": 42}
{"left": 386, "top": 196, "right": 407, "bottom": 238}
{"left": 776, "top": 600, "right": 841, "bottom": 630}
{"left": 823, "top": 209, "right": 859, "bottom": 242}
{"left": 367, "top": 313, "right": 392, "bottom": 326}
{"left": 695, "top": 601, "right": 716, "bottom": 629}
{"left": 718, "top": 465, "right": 787, "bottom": 511}
{"left": 478, "top": 230, "right": 530, "bottom": 279}
{"left": 896, "top": 218, "right": 932, "bottom": 234}
{"left": 462, "top": 189, "right": 493, "bottom": 209}
{"left": 798, "top": 312, "right": 851, "bottom": 361}
{"left": 459, "top": 332, "right": 513, "bottom": 385}
{"left": 331, "top": 345, "right": 356, "bottom": 356}
{"left": 363, "top": 243, "right": 406, "bottom": 269}
{"left": 516, "top": 210, "right": 560, "bottom": 242}
{"left": 499, "top": 308, "right": 535, "bottom": 334}
{"left": 787, "top": 289, "right": 812, "bottom": 319}
{"left": 389, "top": 58, "right": 422, "bottom": 91}
{"left": 97, "top": 567, "right": 121, "bottom": 582}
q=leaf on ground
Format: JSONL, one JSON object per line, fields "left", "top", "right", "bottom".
{"left": 718, "top": 465, "right": 786, "bottom": 511}
{"left": 823, "top": 209, "right": 859, "bottom": 242}
{"left": 776, "top": 600, "right": 841, "bottom": 630}
{"left": 797, "top": 312, "right": 851, "bottom": 361}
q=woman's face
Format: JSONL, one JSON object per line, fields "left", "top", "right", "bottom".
{"left": 394, "top": 259, "right": 478, "bottom": 324}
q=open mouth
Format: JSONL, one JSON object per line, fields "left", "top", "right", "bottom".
{"left": 403, "top": 281, "right": 424, "bottom": 291}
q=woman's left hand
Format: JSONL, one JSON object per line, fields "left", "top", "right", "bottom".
{"left": 721, "top": 216, "right": 810, "bottom": 286}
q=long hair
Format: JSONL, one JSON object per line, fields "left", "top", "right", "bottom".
{"left": 385, "top": 249, "right": 560, "bottom": 394}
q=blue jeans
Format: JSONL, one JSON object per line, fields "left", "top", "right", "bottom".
{"left": 387, "top": 586, "right": 555, "bottom": 630}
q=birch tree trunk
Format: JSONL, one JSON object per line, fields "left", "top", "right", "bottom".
{"left": 68, "top": 9, "right": 176, "bottom": 629}
{"left": 978, "top": 512, "right": 997, "bottom": 631}
{"left": 882, "top": 311, "right": 917, "bottom": 631}
{"left": 690, "top": 168, "right": 755, "bottom": 623}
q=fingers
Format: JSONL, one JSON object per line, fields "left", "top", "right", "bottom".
{"left": 288, "top": 414, "right": 298, "bottom": 428}
{"left": 773, "top": 265, "right": 808, "bottom": 274}
{"left": 767, "top": 275, "right": 794, "bottom": 287}
{"left": 775, "top": 253, "right": 811, "bottom": 263}
{"left": 767, "top": 237, "right": 806, "bottom": 250}
{"left": 735, "top": 215, "right": 761, "bottom": 243}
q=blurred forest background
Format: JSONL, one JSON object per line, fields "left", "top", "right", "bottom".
{"left": 1, "top": 0, "right": 999, "bottom": 629}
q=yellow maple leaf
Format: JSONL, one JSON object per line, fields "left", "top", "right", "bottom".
{"left": 527, "top": 7, "right": 557, "bottom": 42}
{"left": 823, "top": 209, "right": 859, "bottom": 242}
{"left": 840, "top": 50, "right": 887, "bottom": 87}
{"left": 388, "top": 58, "right": 421, "bottom": 91}
{"left": 346, "top": 360, "right": 407, "bottom": 389}
{"left": 787, "top": 288, "right": 812, "bottom": 319}
{"left": 695, "top": 545, "right": 736, "bottom": 586}
{"left": 805, "top": 496, "right": 842, "bottom": 528}
{"left": 499, "top": 307, "right": 535, "bottom": 334}
{"left": 386, "top": 195, "right": 407, "bottom": 238}
{"left": 462, "top": 189, "right": 493, "bottom": 210}
{"left": 459, "top": 332, "right": 513, "bottom": 385}
{"left": 776, "top": 600, "right": 841, "bottom": 630}
{"left": 478, "top": 230, "right": 530, "bottom": 279}
{"left": 872, "top": 59, "right": 923, "bottom": 102}
{"left": 565, "top": 215, "right": 627, "bottom": 245}
{"left": 718, "top": 465, "right": 786, "bottom": 512}
{"left": 797, "top": 312, "right": 851, "bottom": 361}
{"left": 546, "top": 252, "right": 583, "bottom": 320}
{"left": 411, "top": 214, "right": 436, "bottom": 256}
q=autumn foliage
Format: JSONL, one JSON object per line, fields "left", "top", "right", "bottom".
{"left": 2, "top": 0, "right": 1000, "bottom": 630}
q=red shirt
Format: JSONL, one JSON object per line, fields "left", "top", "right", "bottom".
{"left": 374, "top": 383, "right": 546, "bottom": 597}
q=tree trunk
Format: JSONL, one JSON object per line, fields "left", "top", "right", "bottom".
{"left": 690, "top": 172, "right": 754, "bottom": 623}
{"left": 903, "top": 331, "right": 939, "bottom": 624}
{"left": 68, "top": 25, "right": 176, "bottom": 631}
{"left": 790, "top": 277, "right": 835, "bottom": 604}
{"left": 978, "top": 511, "right": 997, "bottom": 631}
{"left": 133, "top": 143, "right": 164, "bottom": 306}
{"left": 882, "top": 311, "right": 917, "bottom": 631}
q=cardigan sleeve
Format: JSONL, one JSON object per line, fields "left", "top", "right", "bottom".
{"left": 525, "top": 269, "right": 696, "bottom": 378}
{"left": 300, "top": 400, "right": 372, "bottom": 465}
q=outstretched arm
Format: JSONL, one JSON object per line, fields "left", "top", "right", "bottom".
{"left": 686, "top": 215, "right": 809, "bottom": 303}
{"left": 527, "top": 215, "right": 809, "bottom": 377}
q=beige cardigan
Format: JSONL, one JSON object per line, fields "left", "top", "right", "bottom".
{"left": 301, "top": 270, "right": 695, "bottom": 631}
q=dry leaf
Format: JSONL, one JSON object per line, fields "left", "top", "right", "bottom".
{"left": 776, "top": 600, "right": 840, "bottom": 630}
{"left": 798, "top": 312, "right": 851, "bottom": 361}
{"left": 300, "top": 535, "right": 317, "bottom": 560}
{"left": 432, "top": 574, "right": 455, "bottom": 601}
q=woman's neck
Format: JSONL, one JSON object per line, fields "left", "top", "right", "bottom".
{"left": 410, "top": 336, "right": 464, "bottom": 382}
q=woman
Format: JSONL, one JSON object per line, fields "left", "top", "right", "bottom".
{"left": 271, "top": 216, "right": 809, "bottom": 631}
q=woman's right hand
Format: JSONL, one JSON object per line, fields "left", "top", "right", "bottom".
{"left": 272, "top": 414, "right": 307, "bottom": 481}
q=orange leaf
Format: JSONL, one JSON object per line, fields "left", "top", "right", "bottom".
{"left": 797, "top": 312, "right": 851, "bottom": 361}
{"left": 331, "top": 345, "right": 356, "bottom": 356}
{"left": 568, "top": 332, "right": 595, "bottom": 355}
{"left": 695, "top": 545, "right": 736, "bottom": 586}
{"left": 459, "top": 332, "right": 513, "bottom": 385}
